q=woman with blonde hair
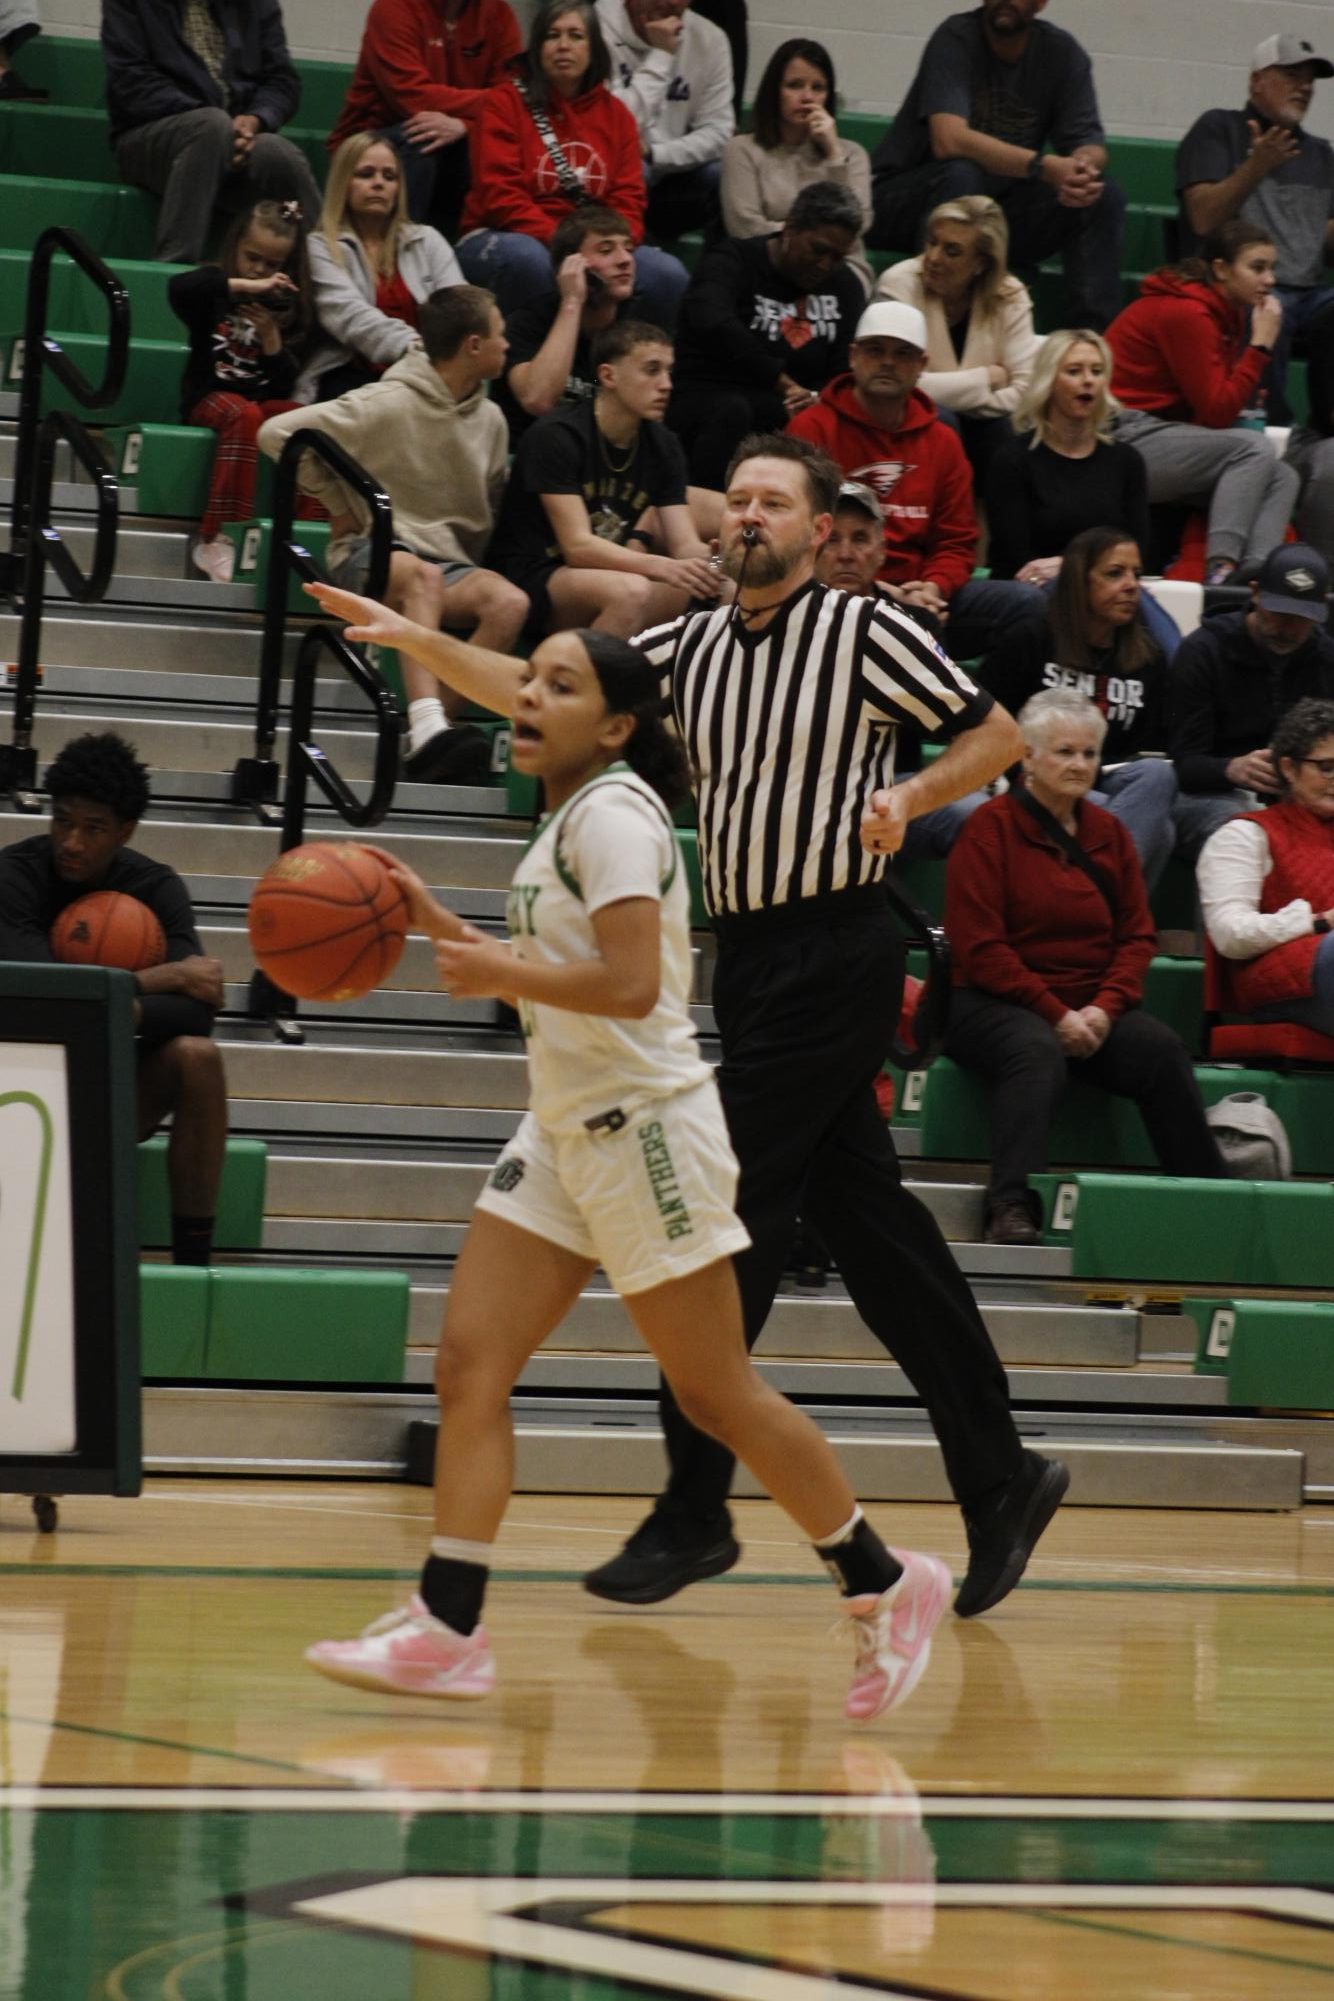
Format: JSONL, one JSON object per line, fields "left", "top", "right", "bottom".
{"left": 985, "top": 327, "right": 1149, "bottom": 586}
{"left": 299, "top": 131, "right": 464, "bottom": 403}
{"left": 874, "top": 194, "right": 1037, "bottom": 486}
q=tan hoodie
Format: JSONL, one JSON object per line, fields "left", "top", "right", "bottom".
{"left": 258, "top": 347, "right": 508, "bottom": 568}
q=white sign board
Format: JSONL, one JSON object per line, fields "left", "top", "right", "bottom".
{"left": 0, "top": 1045, "right": 76, "bottom": 1454}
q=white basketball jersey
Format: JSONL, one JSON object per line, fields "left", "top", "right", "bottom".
{"left": 507, "top": 764, "right": 710, "bottom": 1134}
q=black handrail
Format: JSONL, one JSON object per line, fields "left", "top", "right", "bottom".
{"left": 0, "top": 229, "right": 128, "bottom": 806}
{"left": 232, "top": 426, "right": 393, "bottom": 814}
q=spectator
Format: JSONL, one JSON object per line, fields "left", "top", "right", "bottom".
{"left": 815, "top": 478, "right": 989, "bottom": 858}
{"left": 0, "top": 732, "right": 227, "bottom": 1267}
{"left": 786, "top": 297, "right": 1045, "bottom": 662}
{"left": 867, "top": 0, "right": 1126, "bottom": 332}
{"left": 328, "top": 0, "right": 523, "bottom": 235}
{"left": 667, "top": 178, "right": 865, "bottom": 488}
{"left": 597, "top": 0, "right": 733, "bottom": 242}
{"left": 489, "top": 319, "right": 720, "bottom": 637}
{"left": 456, "top": 0, "right": 687, "bottom": 328}
{"left": 1169, "top": 542, "right": 1334, "bottom": 857}
{"left": 1107, "top": 219, "right": 1300, "bottom": 586}
{"left": 693, "top": 0, "right": 744, "bottom": 123}
{"left": 102, "top": 0, "right": 321, "bottom": 266}
{"left": 1176, "top": 32, "right": 1334, "bottom": 423}
{"left": 985, "top": 527, "right": 1188, "bottom": 888}
{"left": 986, "top": 327, "right": 1147, "bottom": 584}
{"left": 497, "top": 205, "right": 647, "bottom": 441}
{"left": 1285, "top": 299, "right": 1334, "bottom": 567}
{"left": 944, "top": 688, "right": 1226, "bottom": 1246}
{"left": 262, "top": 286, "right": 526, "bottom": 785}
{"left": 0, "top": 0, "right": 45, "bottom": 100}
{"left": 874, "top": 194, "right": 1038, "bottom": 489}
{"left": 169, "top": 197, "right": 313, "bottom": 583}
{"left": 301, "top": 133, "right": 464, "bottom": 403}
{"left": 720, "top": 39, "right": 873, "bottom": 295}
{"left": 1199, "top": 695, "right": 1334, "bottom": 1034}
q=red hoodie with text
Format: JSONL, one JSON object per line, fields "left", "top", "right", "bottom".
{"left": 460, "top": 76, "right": 646, "bottom": 243}
{"left": 787, "top": 378, "right": 977, "bottom": 599}
{"left": 1106, "top": 269, "right": 1269, "bottom": 428}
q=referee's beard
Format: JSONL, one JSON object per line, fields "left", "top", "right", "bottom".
{"left": 719, "top": 533, "right": 806, "bottom": 591}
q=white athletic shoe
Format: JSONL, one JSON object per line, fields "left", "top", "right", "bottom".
{"left": 191, "top": 535, "right": 235, "bottom": 584}
{"left": 843, "top": 1549, "right": 952, "bottom": 1721}
{"left": 305, "top": 1595, "right": 496, "bottom": 1700}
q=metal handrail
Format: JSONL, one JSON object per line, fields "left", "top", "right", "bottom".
{"left": 232, "top": 425, "right": 393, "bottom": 814}
{"left": 1, "top": 229, "right": 128, "bottom": 806}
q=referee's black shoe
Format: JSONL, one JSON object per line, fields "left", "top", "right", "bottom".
{"left": 953, "top": 1450, "right": 1069, "bottom": 1618}
{"left": 583, "top": 1511, "right": 741, "bottom": 1604}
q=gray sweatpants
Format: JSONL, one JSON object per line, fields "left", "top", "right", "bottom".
{"left": 1115, "top": 409, "right": 1299, "bottom": 567}
{"left": 1288, "top": 427, "right": 1334, "bottom": 570}
{"left": 115, "top": 106, "right": 322, "bottom": 265}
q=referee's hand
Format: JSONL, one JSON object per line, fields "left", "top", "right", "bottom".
{"left": 860, "top": 787, "right": 910, "bottom": 857}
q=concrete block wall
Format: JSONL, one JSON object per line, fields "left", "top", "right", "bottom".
{"left": 39, "top": 1, "right": 1334, "bottom": 142}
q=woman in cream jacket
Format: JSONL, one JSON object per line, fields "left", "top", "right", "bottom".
{"left": 875, "top": 195, "right": 1038, "bottom": 487}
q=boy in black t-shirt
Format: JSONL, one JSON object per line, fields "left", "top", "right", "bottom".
{"left": 489, "top": 319, "right": 722, "bottom": 638}
{"left": 0, "top": 733, "right": 228, "bottom": 1266}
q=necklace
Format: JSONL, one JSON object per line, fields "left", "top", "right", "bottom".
{"left": 596, "top": 420, "right": 636, "bottom": 474}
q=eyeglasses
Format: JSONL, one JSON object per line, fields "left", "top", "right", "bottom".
{"left": 1297, "top": 757, "right": 1334, "bottom": 777}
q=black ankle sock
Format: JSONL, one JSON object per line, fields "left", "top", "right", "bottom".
{"left": 171, "top": 1214, "right": 214, "bottom": 1266}
{"left": 419, "top": 1554, "right": 489, "bottom": 1635}
{"left": 816, "top": 1515, "right": 903, "bottom": 1598}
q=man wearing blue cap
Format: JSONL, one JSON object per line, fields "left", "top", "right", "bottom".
{"left": 1169, "top": 542, "right": 1334, "bottom": 853}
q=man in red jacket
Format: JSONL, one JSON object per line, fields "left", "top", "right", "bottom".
{"left": 329, "top": 0, "right": 523, "bottom": 231}
{"left": 788, "top": 299, "right": 1043, "bottom": 663}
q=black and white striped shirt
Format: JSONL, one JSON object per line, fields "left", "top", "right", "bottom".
{"left": 635, "top": 580, "right": 993, "bottom": 917}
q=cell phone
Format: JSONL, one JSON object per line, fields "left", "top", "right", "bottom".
{"left": 584, "top": 268, "right": 605, "bottom": 300}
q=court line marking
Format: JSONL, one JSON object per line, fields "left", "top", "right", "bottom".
{"left": 0, "top": 1713, "right": 321, "bottom": 1780}
{"left": 6, "top": 1787, "right": 1334, "bottom": 1819}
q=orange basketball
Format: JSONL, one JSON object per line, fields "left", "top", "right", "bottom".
{"left": 51, "top": 890, "right": 167, "bottom": 972}
{"left": 247, "top": 841, "right": 409, "bottom": 1002}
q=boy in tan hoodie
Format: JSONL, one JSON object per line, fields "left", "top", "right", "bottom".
{"left": 259, "top": 283, "right": 528, "bottom": 784}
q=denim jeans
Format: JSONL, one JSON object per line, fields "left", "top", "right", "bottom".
{"left": 458, "top": 227, "right": 689, "bottom": 330}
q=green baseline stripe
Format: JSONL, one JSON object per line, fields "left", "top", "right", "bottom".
{"left": 2, "top": 1563, "right": 1333, "bottom": 1598}
{"left": 1029, "top": 1906, "right": 1334, "bottom": 1981}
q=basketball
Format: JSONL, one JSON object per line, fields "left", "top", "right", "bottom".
{"left": 247, "top": 841, "right": 409, "bottom": 1002}
{"left": 50, "top": 890, "right": 166, "bottom": 972}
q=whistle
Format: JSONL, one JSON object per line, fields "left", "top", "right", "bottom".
{"left": 741, "top": 525, "right": 759, "bottom": 545}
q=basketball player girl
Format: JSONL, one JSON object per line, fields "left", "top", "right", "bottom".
{"left": 168, "top": 198, "right": 314, "bottom": 585}
{"left": 305, "top": 611, "right": 952, "bottom": 1721}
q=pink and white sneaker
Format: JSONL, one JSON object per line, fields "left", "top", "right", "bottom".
{"left": 843, "top": 1550, "right": 952, "bottom": 1722}
{"left": 305, "top": 1595, "right": 496, "bottom": 1700}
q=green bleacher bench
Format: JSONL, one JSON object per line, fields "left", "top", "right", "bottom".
{"left": 104, "top": 424, "right": 275, "bottom": 521}
{"left": 137, "top": 1136, "right": 267, "bottom": 1252}
{"left": 223, "top": 514, "right": 331, "bottom": 610}
{"left": 1185, "top": 1296, "right": 1334, "bottom": 1409}
{"left": 0, "top": 249, "right": 182, "bottom": 342}
{"left": 1, "top": 328, "right": 184, "bottom": 425}
{"left": 205, "top": 1265, "right": 410, "bottom": 1381}
{"left": 139, "top": 1262, "right": 410, "bottom": 1381}
{"left": 16, "top": 33, "right": 356, "bottom": 133}
{"left": 1033, "top": 1170, "right": 1334, "bottom": 1286}
{"left": 140, "top": 1262, "right": 210, "bottom": 1375}
{"left": 1269, "top": 1074, "right": 1334, "bottom": 1177}
{"left": 0, "top": 175, "right": 158, "bottom": 259}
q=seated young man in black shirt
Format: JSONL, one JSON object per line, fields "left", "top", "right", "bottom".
{"left": 498, "top": 205, "right": 651, "bottom": 444}
{"left": 0, "top": 733, "right": 228, "bottom": 1266}
{"left": 489, "top": 318, "right": 723, "bottom": 638}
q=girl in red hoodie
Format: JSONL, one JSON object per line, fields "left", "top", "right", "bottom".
{"left": 1106, "top": 219, "right": 1298, "bottom": 586}
{"left": 456, "top": 0, "right": 686, "bottom": 328}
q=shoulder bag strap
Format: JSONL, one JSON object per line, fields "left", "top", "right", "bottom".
{"left": 514, "top": 75, "right": 589, "bottom": 205}
{"left": 1012, "top": 783, "right": 1119, "bottom": 920}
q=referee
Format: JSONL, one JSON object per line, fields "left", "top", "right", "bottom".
{"left": 307, "top": 437, "right": 1069, "bottom": 1621}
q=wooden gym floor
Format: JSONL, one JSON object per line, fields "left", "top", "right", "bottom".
{"left": 3, "top": 1479, "right": 1334, "bottom": 1999}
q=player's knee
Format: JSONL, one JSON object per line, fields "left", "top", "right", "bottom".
{"left": 485, "top": 575, "right": 530, "bottom": 641}
{"left": 434, "top": 1326, "right": 507, "bottom": 1410}
{"left": 617, "top": 573, "right": 654, "bottom": 618}
{"left": 170, "top": 1035, "right": 225, "bottom": 1093}
{"left": 669, "top": 1373, "right": 738, "bottom": 1446}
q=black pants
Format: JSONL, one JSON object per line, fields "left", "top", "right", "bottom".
{"left": 869, "top": 158, "right": 1127, "bottom": 331}
{"left": 655, "top": 891, "right": 1023, "bottom": 1529}
{"left": 667, "top": 381, "right": 786, "bottom": 490}
{"left": 944, "top": 988, "right": 1227, "bottom": 1212}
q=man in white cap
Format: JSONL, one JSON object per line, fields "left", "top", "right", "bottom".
{"left": 789, "top": 297, "right": 1043, "bottom": 661}
{"left": 1177, "top": 32, "right": 1334, "bottom": 420}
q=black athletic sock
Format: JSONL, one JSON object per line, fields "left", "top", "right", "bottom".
{"left": 815, "top": 1512, "right": 904, "bottom": 1598}
{"left": 171, "top": 1213, "right": 214, "bottom": 1266}
{"left": 419, "top": 1554, "right": 489, "bottom": 1636}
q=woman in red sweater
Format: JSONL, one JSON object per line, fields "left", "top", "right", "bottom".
{"left": 456, "top": 0, "right": 686, "bottom": 327}
{"left": 944, "top": 688, "right": 1224, "bottom": 1244}
{"left": 1106, "top": 219, "right": 1299, "bottom": 586}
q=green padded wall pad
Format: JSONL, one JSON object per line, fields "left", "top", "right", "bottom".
{"left": 919, "top": 1058, "right": 1276, "bottom": 1167}
{"left": 137, "top": 1137, "right": 267, "bottom": 1252}
{"left": 1271, "top": 1073, "right": 1334, "bottom": 1176}
{"left": 1034, "top": 1171, "right": 1334, "bottom": 1285}
{"left": 1222, "top": 1300, "right": 1334, "bottom": 1409}
{"left": 205, "top": 1266, "right": 409, "bottom": 1382}
{"left": 139, "top": 1263, "right": 209, "bottom": 1376}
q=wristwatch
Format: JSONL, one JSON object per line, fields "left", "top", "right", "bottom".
{"left": 1315, "top": 915, "right": 1331, "bottom": 935}
{"left": 1026, "top": 150, "right": 1044, "bottom": 179}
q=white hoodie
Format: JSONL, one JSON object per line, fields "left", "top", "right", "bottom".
{"left": 596, "top": 0, "right": 733, "bottom": 181}
{"left": 258, "top": 347, "right": 507, "bottom": 568}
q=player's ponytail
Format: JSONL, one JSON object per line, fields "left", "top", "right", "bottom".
{"left": 575, "top": 630, "right": 691, "bottom": 811}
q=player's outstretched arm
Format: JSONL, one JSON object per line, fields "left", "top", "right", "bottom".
{"left": 305, "top": 581, "right": 525, "bottom": 719}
